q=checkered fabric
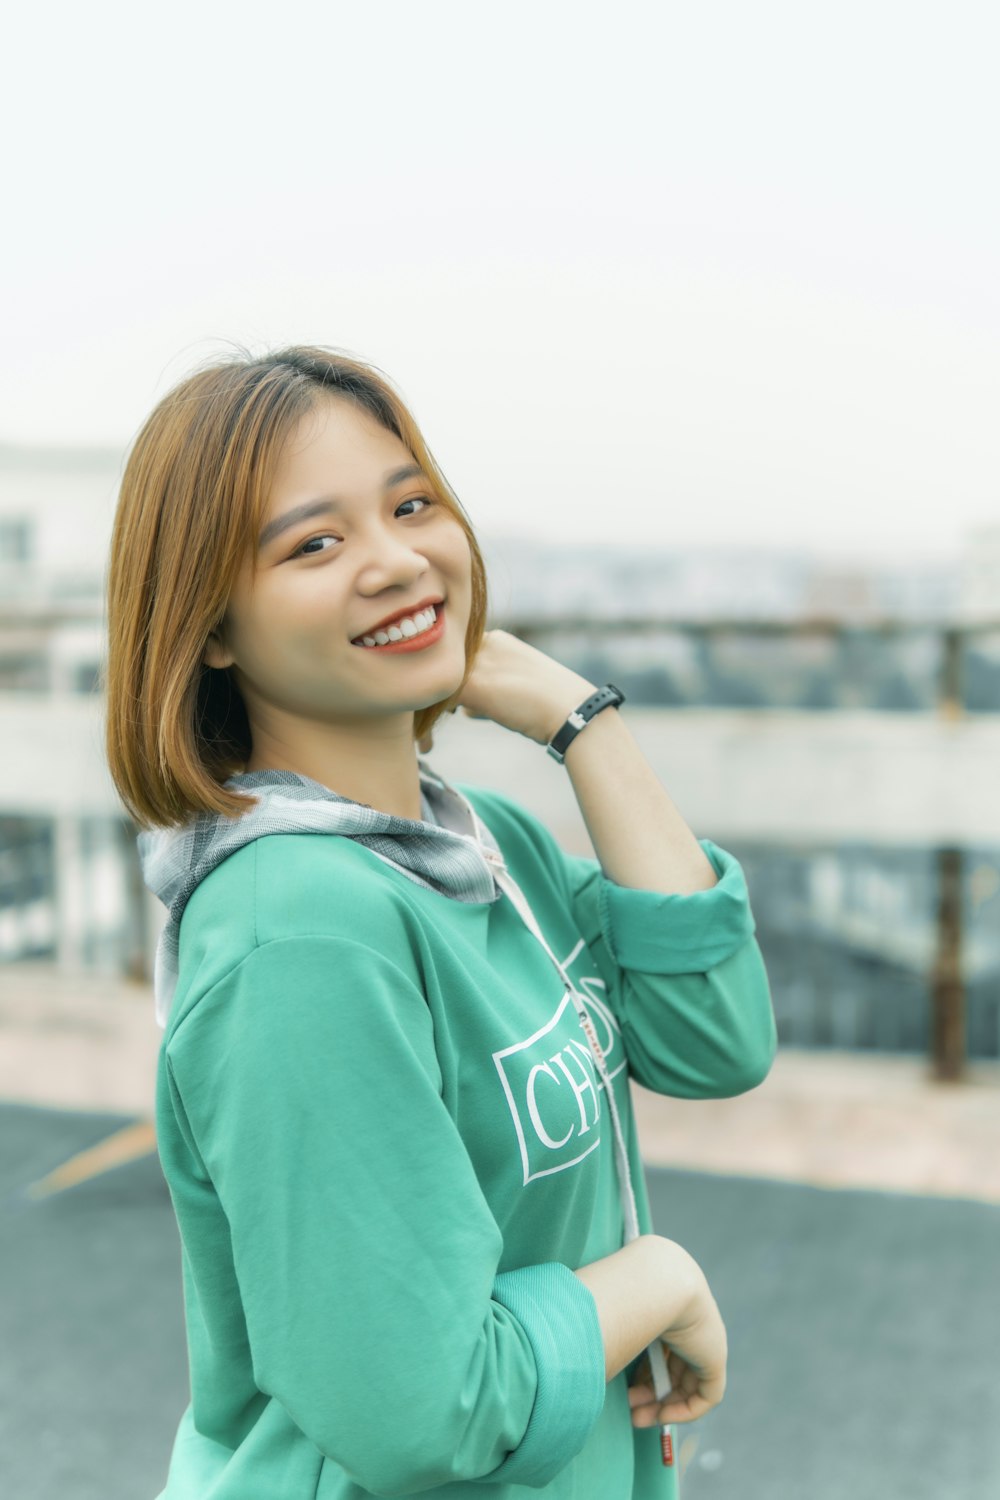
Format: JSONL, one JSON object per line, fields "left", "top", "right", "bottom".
{"left": 137, "top": 761, "right": 505, "bottom": 1028}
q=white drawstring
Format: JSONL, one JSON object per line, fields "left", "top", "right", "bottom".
{"left": 453, "top": 793, "right": 676, "bottom": 1464}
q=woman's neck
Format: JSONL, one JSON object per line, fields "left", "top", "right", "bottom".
{"left": 240, "top": 737, "right": 424, "bottom": 821}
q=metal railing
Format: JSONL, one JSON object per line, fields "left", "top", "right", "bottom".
{"left": 2, "top": 607, "right": 999, "bottom": 1081}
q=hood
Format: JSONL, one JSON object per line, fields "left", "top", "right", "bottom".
{"left": 137, "top": 760, "right": 505, "bottom": 1029}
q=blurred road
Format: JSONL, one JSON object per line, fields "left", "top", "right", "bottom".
{"left": 1, "top": 1100, "right": 998, "bottom": 1500}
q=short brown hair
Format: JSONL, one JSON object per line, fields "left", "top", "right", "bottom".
{"left": 104, "top": 344, "right": 489, "bottom": 830}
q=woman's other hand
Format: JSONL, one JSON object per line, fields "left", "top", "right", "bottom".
{"left": 626, "top": 1270, "right": 728, "bottom": 1426}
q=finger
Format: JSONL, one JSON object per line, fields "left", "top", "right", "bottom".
{"left": 633, "top": 1393, "right": 713, "bottom": 1427}
{"left": 632, "top": 1367, "right": 725, "bottom": 1427}
{"left": 655, "top": 1392, "right": 717, "bottom": 1425}
{"left": 630, "top": 1406, "right": 661, "bottom": 1428}
{"left": 665, "top": 1354, "right": 716, "bottom": 1400}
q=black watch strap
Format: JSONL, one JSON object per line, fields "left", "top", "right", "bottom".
{"left": 546, "top": 683, "right": 626, "bottom": 763}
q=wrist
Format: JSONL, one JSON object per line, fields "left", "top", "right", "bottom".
{"left": 560, "top": 694, "right": 626, "bottom": 766}
{"left": 650, "top": 1236, "right": 709, "bottom": 1332}
{"left": 543, "top": 680, "right": 626, "bottom": 765}
{"left": 538, "top": 676, "right": 600, "bottom": 746}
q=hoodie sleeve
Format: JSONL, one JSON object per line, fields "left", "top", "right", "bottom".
{"left": 165, "top": 935, "right": 606, "bottom": 1494}
{"left": 562, "top": 838, "right": 777, "bottom": 1098}
{"left": 465, "top": 787, "right": 776, "bottom": 1100}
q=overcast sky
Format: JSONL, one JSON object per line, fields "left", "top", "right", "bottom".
{"left": 2, "top": 0, "right": 997, "bottom": 562}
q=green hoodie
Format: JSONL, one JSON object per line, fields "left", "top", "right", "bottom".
{"left": 154, "top": 779, "right": 776, "bottom": 1498}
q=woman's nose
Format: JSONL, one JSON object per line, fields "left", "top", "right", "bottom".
{"left": 356, "top": 526, "right": 431, "bottom": 586}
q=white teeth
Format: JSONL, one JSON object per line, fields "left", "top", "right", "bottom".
{"left": 356, "top": 604, "right": 439, "bottom": 647}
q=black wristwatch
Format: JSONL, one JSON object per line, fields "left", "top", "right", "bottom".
{"left": 546, "top": 683, "right": 626, "bottom": 763}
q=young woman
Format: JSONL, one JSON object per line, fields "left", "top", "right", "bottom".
{"left": 104, "top": 344, "right": 777, "bottom": 1499}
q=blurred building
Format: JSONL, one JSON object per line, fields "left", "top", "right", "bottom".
{"left": 959, "top": 523, "right": 1000, "bottom": 621}
{"left": 0, "top": 443, "right": 140, "bottom": 975}
{"left": 0, "top": 442, "right": 118, "bottom": 691}
{"left": 1, "top": 446, "right": 998, "bottom": 1061}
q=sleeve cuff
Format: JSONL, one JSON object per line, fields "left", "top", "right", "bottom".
{"left": 483, "top": 1263, "right": 606, "bottom": 1487}
{"left": 598, "top": 838, "right": 756, "bottom": 975}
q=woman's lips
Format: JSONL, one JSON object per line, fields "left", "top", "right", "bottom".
{"left": 351, "top": 603, "right": 446, "bottom": 653}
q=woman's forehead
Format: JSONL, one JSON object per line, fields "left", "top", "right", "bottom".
{"left": 268, "top": 399, "right": 407, "bottom": 497}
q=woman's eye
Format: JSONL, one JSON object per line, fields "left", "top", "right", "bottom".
{"left": 291, "top": 497, "right": 434, "bottom": 558}
{"left": 396, "top": 495, "right": 434, "bottom": 518}
{"left": 294, "top": 534, "right": 337, "bottom": 557}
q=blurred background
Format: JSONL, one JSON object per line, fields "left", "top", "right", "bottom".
{"left": 1, "top": 2, "right": 998, "bottom": 1497}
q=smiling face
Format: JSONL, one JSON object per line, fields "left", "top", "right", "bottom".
{"left": 203, "top": 395, "right": 473, "bottom": 746}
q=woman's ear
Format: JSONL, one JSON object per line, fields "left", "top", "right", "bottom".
{"left": 203, "top": 629, "right": 234, "bottom": 670}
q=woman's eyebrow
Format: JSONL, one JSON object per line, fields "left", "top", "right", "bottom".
{"left": 258, "top": 464, "right": 425, "bottom": 549}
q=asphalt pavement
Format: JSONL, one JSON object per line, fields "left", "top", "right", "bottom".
{"left": 1, "top": 1099, "right": 998, "bottom": 1500}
